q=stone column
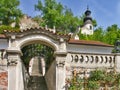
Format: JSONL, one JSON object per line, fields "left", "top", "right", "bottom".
{"left": 55, "top": 52, "right": 66, "bottom": 90}
{"left": 55, "top": 38, "right": 67, "bottom": 90}
{"left": 7, "top": 50, "right": 24, "bottom": 90}
{"left": 115, "top": 53, "right": 120, "bottom": 72}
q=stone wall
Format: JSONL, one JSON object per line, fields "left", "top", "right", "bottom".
{"left": 0, "top": 51, "right": 8, "bottom": 90}
{"left": 67, "top": 44, "right": 113, "bottom": 54}
{"left": 0, "top": 71, "right": 8, "bottom": 90}
{"left": 66, "top": 53, "right": 115, "bottom": 79}
{"left": 45, "top": 60, "right": 56, "bottom": 90}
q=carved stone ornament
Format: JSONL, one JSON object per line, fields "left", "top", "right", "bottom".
{"left": 56, "top": 60, "right": 65, "bottom": 67}
{"left": 7, "top": 59, "right": 17, "bottom": 66}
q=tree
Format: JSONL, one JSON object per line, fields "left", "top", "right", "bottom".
{"left": 91, "top": 27, "right": 104, "bottom": 41}
{"left": 35, "top": 0, "right": 83, "bottom": 34}
{"left": 0, "top": 0, "right": 23, "bottom": 26}
{"left": 78, "top": 27, "right": 104, "bottom": 41}
{"left": 78, "top": 24, "right": 120, "bottom": 45}
{"left": 33, "top": 15, "right": 45, "bottom": 26}
{"left": 103, "top": 24, "right": 119, "bottom": 45}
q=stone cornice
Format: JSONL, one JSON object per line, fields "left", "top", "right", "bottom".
{"left": 68, "top": 52, "right": 115, "bottom": 56}
{"left": 54, "top": 51, "right": 67, "bottom": 56}
{"left": 7, "top": 49, "right": 22, "bottom": 56}
{"left": 4, "top": 27, "right": 71, "bottom": 42}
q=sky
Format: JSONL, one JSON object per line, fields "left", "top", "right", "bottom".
{"left": 19, "top": 0, "right": 120, "bottom": 29}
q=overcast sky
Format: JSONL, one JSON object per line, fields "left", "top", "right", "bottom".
{"left": 19, "top": 0, "right": 120, "bottom": 29}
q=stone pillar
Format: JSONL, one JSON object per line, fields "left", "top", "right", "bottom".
{"left": 55, "top": 52, "right": 66, "bottom": 90}
{"left": 55, "top": 38, "right": 67, "bottom": 90}
{"left": 7, "top": 50, "right": 24, "bottom": 90}
{"left": 115, "top": 53, "right": 120, "bottom": 72}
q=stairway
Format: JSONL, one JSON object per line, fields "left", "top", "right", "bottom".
{"left": 28, "top": 76, "right": 48, "bottom": 90}
{"left": 28, "top": 57, "right": 48, "bottom": 90}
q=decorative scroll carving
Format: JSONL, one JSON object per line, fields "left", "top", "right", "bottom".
{"left": 56, "top": 61, "right": 65, "bottom": 67}
{"left": 56, "top": 60, "right": 65, "bottom": 67}
{"left": 7, "top": 59, "right": 17, "bottom": 66}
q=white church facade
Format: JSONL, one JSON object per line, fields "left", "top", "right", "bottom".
{"left": 81, "top": 7, "right": 94, "bottom": 35}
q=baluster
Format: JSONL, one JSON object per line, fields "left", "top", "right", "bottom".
{"left": 74, "top": 55, "right": 79, "bottom": 63}
{"left": 80, "top": 55, "right": 84, "bottom": 63}
{"left": 100, "top": 56, "right": 104, "bottom": 63}
{"left": 85, "top": 56, "right": 89, "bottom": 63}
{"left": 71, "top": 55, "right": 73, "bottom": 62}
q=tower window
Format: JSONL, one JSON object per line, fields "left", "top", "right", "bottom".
{"left": 90, "top": 26, "right": 92, "bottom": 30}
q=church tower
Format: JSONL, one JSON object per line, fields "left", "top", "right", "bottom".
{"left": 81, "top": 7, "right": 93, "bottom": 35}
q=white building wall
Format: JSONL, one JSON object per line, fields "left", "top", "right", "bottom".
{"left": 67, "top": 44, "right": 113, "bottom": 54}
{"left": 81, "top": 24, "right": 93, "bottom": 35}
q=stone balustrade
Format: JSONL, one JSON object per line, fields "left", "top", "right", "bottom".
{"left": 66, "top": 53, "right": 115, "bottom": 69}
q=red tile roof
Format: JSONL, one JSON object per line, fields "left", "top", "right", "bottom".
{"left": 0, "top": 34, "right": 6, "bottom": 39}
{"left": 69, "top": 39, "right": 113, "bottom": 47}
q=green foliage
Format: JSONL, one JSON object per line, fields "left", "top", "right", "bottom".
{"left": 34, "top": 0, "right": 119, "bottom": 45}
{"left": 103, "top": 24, "right": 119, "bottom": 45}
{"left": 0, "top": 25, "right": 19, "bottom": 33}
{"left": 92, "top": 19, "right": 97, "bottom": 27}
{"left": 21, "top": 44, "right": 54, "bottom": 70}
{"left": 68, "top": 76, "right": 83, "bottom": 90}
{"left": 79, "top": 24, "right": 120, "bottom": 45}
{"left": 35, "top": 0, "right": 83, "bottom": 34}
{"left": 33, "top": 16, "right": 45, "bottom": 26}
{"left": 88, "top": 80, "right": 100, "bottom": 90}
{"left": 68, "top": 69, "right": 120, "bottom": 90}
{"left": 89, "top": 69, "right": 105, "bottom": 81}
{"left": 89, "top": 69, "right": 116, "bottom": 87}
{"left": 0, "top": 0, "right": 23, "bottom": 26}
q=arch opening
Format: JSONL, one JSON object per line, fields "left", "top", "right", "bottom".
{"left": 21, "top": 43, "right": 54, "bottom": 76}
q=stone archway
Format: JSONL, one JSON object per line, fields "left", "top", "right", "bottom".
{"left": 4, "top": 27, "right": 70, "bottom": 90}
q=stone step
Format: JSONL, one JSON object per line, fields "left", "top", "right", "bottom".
{"left": 28, "top": 57, "right": 48, "bottom": 90}
{"left": 31, "top": 57, "right": 42, "bottom": 76}
{"left": 28, "top": 76, "right": 48, "bottom": 90}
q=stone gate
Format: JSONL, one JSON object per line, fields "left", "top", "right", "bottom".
{"left": 0, "top": 27, "right": 120, "bottom": 90}
{"left": 4, "top": 27, "right": 70, "bottom": 90}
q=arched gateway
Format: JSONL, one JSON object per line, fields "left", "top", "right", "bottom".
{"left": 4, "top": 27, "right": 70, "bottom": 90}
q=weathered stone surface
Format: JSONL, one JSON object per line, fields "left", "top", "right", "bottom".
{"left": 28, "top": 76, "right": 48, "bottom": 90}
{"left": 28, "top": 57, "right": 48, "bottom": 90}
{"left": 1, "top": 27, "right": 118, "bottom": 90}
{"left": 0, "top": 72, "right": 8, "bottom": 90}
